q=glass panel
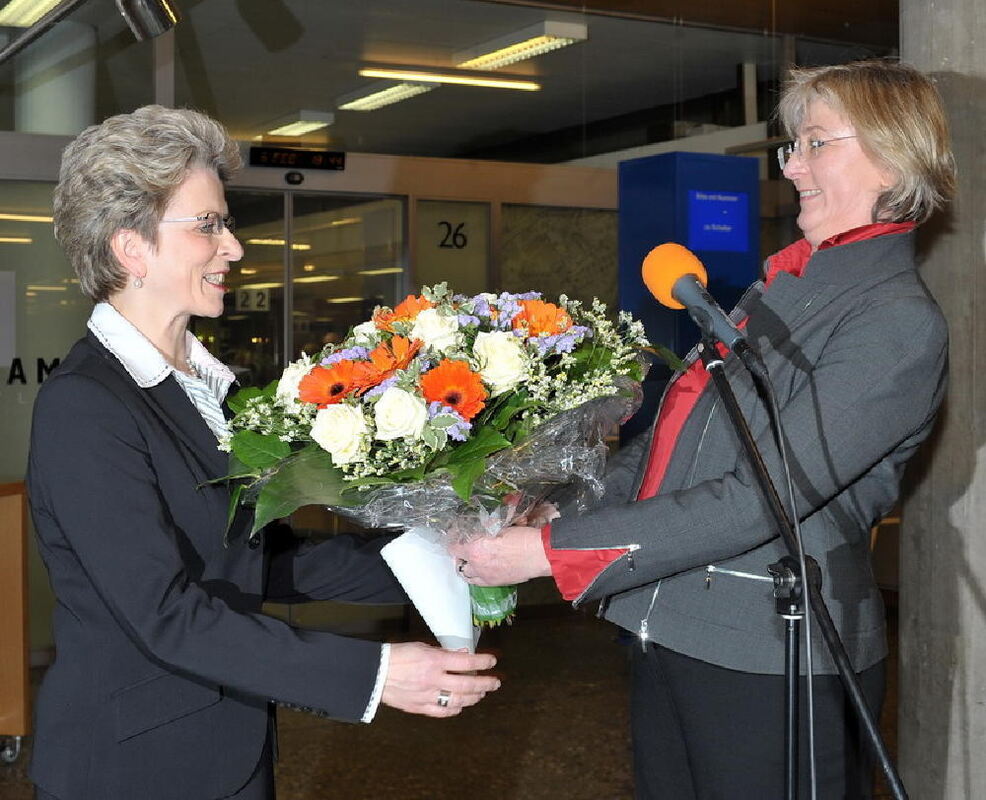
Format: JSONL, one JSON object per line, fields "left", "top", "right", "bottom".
{"left": 195, "top": 190, "right": 286, "bottom": 388}
{"left": 291, "top": 194, "right": 405, "bottom": 358}
{"left": 500, "top": 204, "right": 617, "bottom": 309}
{"left": 415, "top": 200, "right": 489, "bottom": 296}
{"left": 0, "top": 5, "right": 154, "bottom": 135}
{"left": 0, "top": 180, "right": 88, "bottom": 652}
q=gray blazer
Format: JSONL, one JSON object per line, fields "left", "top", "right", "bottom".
{"left": 27, "top": 333, "right": 406, "bottom": 800}
{"left": 552, "top": 231, "right": 947, "bottom": 674}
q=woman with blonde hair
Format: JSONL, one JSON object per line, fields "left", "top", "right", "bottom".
{"left": 454, "top": 59, "right": 955, "bottom": 798}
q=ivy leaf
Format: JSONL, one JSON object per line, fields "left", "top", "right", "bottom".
{"left": 250, "top": 447, "right": 349, "bottom": 534}
{"left": 230, "top": 430, "right": 291, "bottom": 470}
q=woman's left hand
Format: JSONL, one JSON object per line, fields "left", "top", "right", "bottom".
{"left": 449, "top": 526, "right": 552, "bottom": 586}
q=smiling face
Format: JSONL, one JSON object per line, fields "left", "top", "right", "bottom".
{"left": 143, "top": 166, "right": 243, "bottom": 320}
{"left": 783, "top": 99, "right": 893, "bottom": 249}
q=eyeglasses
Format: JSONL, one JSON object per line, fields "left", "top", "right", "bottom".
{"left": 776, "top": 135, "right": 857, "bottom": 170}
{"left": 160, "top": 211, "right": 236, "bottom": 236}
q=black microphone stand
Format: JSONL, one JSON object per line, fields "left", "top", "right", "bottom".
{"left": 696, "top": 336, "right": 906, "bottom": 800}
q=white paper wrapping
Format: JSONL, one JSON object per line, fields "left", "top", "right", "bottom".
{"left": 380, "top": 527, "right": 477, "bottom": 652}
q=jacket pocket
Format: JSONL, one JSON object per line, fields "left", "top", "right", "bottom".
{"left": 113, "top": 671, "right": 222, "bottom": 742}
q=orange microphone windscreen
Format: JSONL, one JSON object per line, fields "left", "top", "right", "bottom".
{"left": 641, "top": 243, "right": 708, "bottom": 310}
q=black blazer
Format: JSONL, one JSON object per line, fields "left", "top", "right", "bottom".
{"left": 27, "top": 332, "right": 405, "bottom": 800}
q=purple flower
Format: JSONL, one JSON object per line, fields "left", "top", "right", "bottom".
{"left": 471, "top": 296, "right": 492, "bottom": 318}
{"left": 457, "top": 313, "right": 481, "bottom": 327}
{"left": 363, "top": 375, "right": 399, "bottom": 398}
{"left": 427, "top": 402, "right": 472, "bottom": 441}
{"left": 321, "top": 346, "right": 369, "bottom": 366}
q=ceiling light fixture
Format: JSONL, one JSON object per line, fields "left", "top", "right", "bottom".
{"left": 294, "top": 275, "right": 341, "bottom": 284}
{"left": 454, "top": 19, "right": 588, "bottom": 71}
{"left": 265, "top": 110, "right": 334, "bottom": 137}
{"left": 357, "top": 267, "right": 403, "bottom": 276}
{"left": 337, "top": 81, "right": 436, "bottom": 112}
{"left": 0, "top": 237, "right": 33, "bottom": 244}
{"left": 0, "top": 212, "right": 54, "bottom": 222}
{"left": 0, "top": 0, "right": 62, "bottom": 27}
{"left": 358, "top": 68, "right": 539, "bottom": 92}
{"left": 245, "top": 238, "right": 312, "bottom": 251}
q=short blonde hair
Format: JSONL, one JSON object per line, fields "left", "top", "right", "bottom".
{"left": 778, "top": 60, "right": 956, "bottom": 225}
{"left": 53, "top": 105, "right": 242, "bottom": 302}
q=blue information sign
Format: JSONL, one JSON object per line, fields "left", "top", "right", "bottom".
{"left": 687, "top": 190, "right": 749, "bottom": 252}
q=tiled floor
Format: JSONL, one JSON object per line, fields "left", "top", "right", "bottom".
{"left": 0, "top": 602, "right": 898, "bottom": 799}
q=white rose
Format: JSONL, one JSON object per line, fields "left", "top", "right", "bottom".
{"left": 310, "top": 404, "right": 368, "bottom": 465}
{"left": 275, "top": 355, "right": 313, "bottom": 408}
{"left": 351, "top": 321, "right": 379, "bottom": 345}
{"left": 473, "top": 331, "right": 527, "bottom": 396}
{"left": 373, "top": 387, "right": 428, "bottom": 441}
{"left": 410, "top": 308, "right": 460, "bottom": 353}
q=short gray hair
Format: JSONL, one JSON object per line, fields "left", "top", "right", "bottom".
{"left": 778, "top": 60, "right": 956, "bottom": 225}
{"left": 53, "top": 105, "right": 242, "bottom": 302}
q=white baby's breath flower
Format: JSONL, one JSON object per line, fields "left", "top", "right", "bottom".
{"left": 473, "top": 330, "right": 526, "bottom": 396}
{"left": 310, "top": 404, "right": 368, "bottom": 465}
{"left": 275, "top": 353, "right": 313, "bottom": 408}
{"left": 410, "top": 307, "right": 460, "bottom": 353}
{"left": 374, "top": 387, "right": 428, "bottom": 441}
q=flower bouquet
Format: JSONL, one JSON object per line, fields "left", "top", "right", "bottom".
{"left": 220, "top": 283, "right": 652, "bottom": 637}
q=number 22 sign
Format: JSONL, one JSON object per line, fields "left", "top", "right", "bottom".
{"left": 236, "top": 288, "right": 269, "bottom": 312}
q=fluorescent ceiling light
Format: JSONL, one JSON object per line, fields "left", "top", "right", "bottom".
{"left": 294, "top": 275, "right": 341, "bottom": 284}
{"left": 325, "top": 297, "right": 365, "bottom": 304}
{"left": 239, "top": 281, "right": 284, "bottom": 290}
{"left": 0, "top": 212, "right": 53, "bottom": 222}
{"left": 266, "top": 110, "right": 334, "bottom": 137}
{"left": 0, "top": 237, "right": 32, "bottom": 244}
{"left": 358, "top": 267, "right": 403, "bottom": 276}
{"left": 0, "top": 0, "right": 62, "bottom": 27}
{"left": 337, "top": 81, "right": 436, "bottom": 112}
{"left": 25, "top": 284, "right": 66, "bottom": 291}
{"left": 245, "top": 238, "right": 312, "bottom": 251}
{"left": 455, "top": 19, "right": 588, "bottom": 70}
{"left": 359, "top": 68, "right": 539, "bottom": 92}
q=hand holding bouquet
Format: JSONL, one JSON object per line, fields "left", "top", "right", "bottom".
{"left": 220, "top": 283, "right": 652, "bottom": 630}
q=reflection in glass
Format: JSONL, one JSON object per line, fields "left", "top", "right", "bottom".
{"left": 291, "top": 194, "right": 405, "bottom": 359}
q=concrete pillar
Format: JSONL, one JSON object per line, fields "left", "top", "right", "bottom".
{"left": 899, "top": 2, "right": 986, "bottom": 798}
{"left": 14, "top": 20, "right": 96, "bottom": 135}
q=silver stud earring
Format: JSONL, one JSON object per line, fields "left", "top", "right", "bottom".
{"left": 133, "top": 276, "right": 143, "bottom": 289}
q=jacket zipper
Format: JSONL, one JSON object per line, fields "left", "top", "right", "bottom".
{"left": 570, "top": 544, "right": 640, "bottom": 607}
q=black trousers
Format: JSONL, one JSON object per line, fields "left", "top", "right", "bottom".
{"left": 630, "top": 642, "right": 885, "bottom": 800}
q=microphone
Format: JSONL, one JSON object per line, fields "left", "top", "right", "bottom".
{"left": 641, "top": 243, "right": 764, "bottom": 377}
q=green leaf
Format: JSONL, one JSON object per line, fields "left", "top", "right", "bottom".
{"left": 230, "top": 430, "right": 291, "bottom": 470}
{"left": 223, "top": 482, "right": 246, "bottom": 547}
{"left": 249, "top": 447, "right": 349, "bottom": 534}
{"left": 226, "top": 385, "right": 263, "bottom": 415}
{"left": 261, "top": 379, "right": 279, "bottom": 398}
{"left": 448, "top": 456, "right": 487, "bottom": 501}
{"left": 445, "top": 426, "right": 511, "bottom": 466}
{"left": 469, "top": 585, "right": 518, "bottom": 626}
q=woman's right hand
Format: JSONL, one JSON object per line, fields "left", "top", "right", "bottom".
{"left": 381, "top": 642, "right": 499, "bottom": 717}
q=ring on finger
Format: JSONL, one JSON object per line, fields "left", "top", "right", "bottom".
{"left": 436, "top": 689, "right": 451, "bottom": 708}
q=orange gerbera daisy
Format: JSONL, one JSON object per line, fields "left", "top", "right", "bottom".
{"left": 372, "top": 294, "right": 434, "bottom": 331}
{"left": 512, "top": 299, "right": 573, "bottom": 337}
{"left": 420, "top": 359, "right": 488, "bottom": 421}
{"left": 298, "top": 361, "right": 377, "bottom": 407}
{"left": 368, "top": 336, "right": 422, "bottom": 375}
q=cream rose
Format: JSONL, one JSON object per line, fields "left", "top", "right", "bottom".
{"left": 473, "top": 331, "right": 526, "bottom": 396}
{"left": 351, "top": 320, "right": 379, "bottom": 345}
{"left": 310, "top": 404, "right": 368, "bottom": 465}
{"left": 373, "top": 387, "right": 428, "bottom": 441}
{"left": 410, "top": 308, "right": 460, "bottom": 353}
{"left": 275, "top": 355, "right": 313, "bottom": 408}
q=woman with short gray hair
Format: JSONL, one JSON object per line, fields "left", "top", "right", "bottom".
{"left": 28, "top": 104, "right": 500, "bottom": 800}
